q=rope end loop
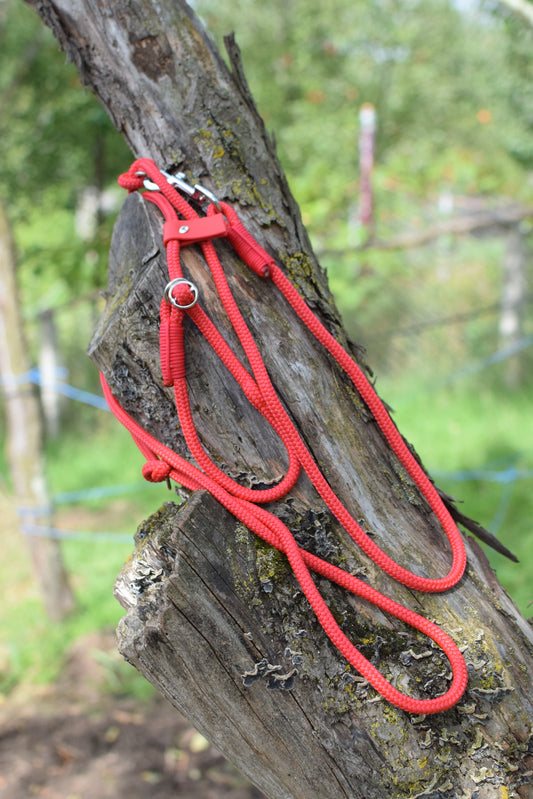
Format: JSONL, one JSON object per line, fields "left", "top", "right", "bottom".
{"left": 142, "top": 460, "right": 172, "bottom": 484}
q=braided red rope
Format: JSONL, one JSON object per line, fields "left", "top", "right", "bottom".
{"left": 103, "top": 158, "right": 468, "bottom": 714}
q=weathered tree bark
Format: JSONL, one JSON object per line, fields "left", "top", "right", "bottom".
{"left": 0, "top": 198, "right": 74, "bottom": 621}
{"left": 24, "top": 2, "right": 533, "bottom": 797}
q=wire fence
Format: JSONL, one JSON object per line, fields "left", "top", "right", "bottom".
{"left": 4, "top": 218, "right": 532, "bottom": 546}
{"left": 326, "top": 230, "right": 533, "bottom": 388}
{"left": 0, "top": 367, "right": 109, "bottom": 410}
{"left": 3, "top": 330, "right": 530, "bottom": 544}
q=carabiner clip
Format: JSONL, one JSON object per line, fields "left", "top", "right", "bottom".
{"left": 139, "top": 169, "right": 220, "bottom": 210}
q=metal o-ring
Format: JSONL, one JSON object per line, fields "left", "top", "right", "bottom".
{"left": 164, "top": 278, "right": 199, "bottom": 309}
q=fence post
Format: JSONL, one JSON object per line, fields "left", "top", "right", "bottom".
{"left": 358, "top": 103, "right": 376, "bottom": 233}
{"left": 499, "top": 224, "right": 527, "bottom": 387}
{"left": 0, "top": 199, "right": 74, "bottom": 621}
{"left": 38, "top": 308, "right": 63, "bottom": 437}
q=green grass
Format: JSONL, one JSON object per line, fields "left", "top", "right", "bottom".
{"left": 1, "top": 372, "right": 531, "bottom": 697}
{"left": 1, "top": 539, "right": 131, "bottom": 689}
{"left": 0, "top": 412, "right": 171, "bottom": 695}
{"left": 379, "top": 371, "right": 533, "bottom": 617}
{"left": 44, "top": 414, "right": 163, "bottom": 507}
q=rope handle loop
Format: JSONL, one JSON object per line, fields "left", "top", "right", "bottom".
{"left": 103, "top": 158, "right": 469, "bottom": 715}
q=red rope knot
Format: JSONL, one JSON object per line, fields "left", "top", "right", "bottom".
{"left": 174, "top": 284, "right": 195, "bottom": 307}
{"left": 165, "top": 278, "right": 199, "bottom": 310}
{"left": 142, "top": 460, "right": 172, "bottom": 483}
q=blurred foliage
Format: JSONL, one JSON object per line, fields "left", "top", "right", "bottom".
{"left": 0, "top": 0, "right": 131, "bottom": 305}
{"left": 198, "top": 0, "right": 533, "bottom": 213}
{"left": 1, "top": 0, "right": 531, "bottom": 362}
{"left": 0, "top": 0, "right": 532, "bottom": 691}
{"left": 494, "top": 0, "right": 533, "bottom": 168}
{"left": 196, "top": 0, "right": 533, "bottom": 379}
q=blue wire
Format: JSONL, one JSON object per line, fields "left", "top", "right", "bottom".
{"left": 430, "top": 466, "right": 533, "bottom": 484}
{"left": 20, "top": 522, "right": 132, "bottom": 543}
{"left": 0, "top": 367, "right": 109, "bottom": 410}
{"left": 51, "top": 381, "right": 110, "bottom": 411}
{"left": 53, "top": 482, "right": 148, "bottom": 504}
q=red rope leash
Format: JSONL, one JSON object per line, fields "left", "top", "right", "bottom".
{"left": 103, "top": 158, "right": 468, "bottom": 714}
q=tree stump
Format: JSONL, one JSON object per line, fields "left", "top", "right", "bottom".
{"left": 25, "top": 1, "right": 533, "bottom": 796}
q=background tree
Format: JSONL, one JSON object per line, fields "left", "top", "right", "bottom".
{"left": 496, "top": 0, "right": 533, "bottom": 27}
{"left": 0, "top": 198, "right": 74, "bottom": 620}
{"left": 196, "top": 0, "right": 533, "bottom": 387}
{"left": 0, "top": 0, "right": 130, "bottom": 294}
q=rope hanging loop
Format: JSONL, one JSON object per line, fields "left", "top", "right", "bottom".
{"left": 104, "top": 158, "right": 470, "bottom": 715}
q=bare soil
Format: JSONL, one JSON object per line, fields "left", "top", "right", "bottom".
{"left": 0, "top": 632, "right": 266, "bottom": 799}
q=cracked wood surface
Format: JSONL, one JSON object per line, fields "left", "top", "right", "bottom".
{"left": 24, "top": 1, "right": 533, "bottom": 796}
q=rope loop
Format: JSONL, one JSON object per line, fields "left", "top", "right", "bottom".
{"left": 142, "top": 460, "right": 172, "bottom": 483}
{"left": 103, "top": 159, "right": 470, "bottom": 714}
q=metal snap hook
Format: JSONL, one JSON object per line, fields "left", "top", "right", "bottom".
{"left": 164, "top": 278, "right": 199, "bottom": 309}
{"left": 165, "top": 171, "right": 221, "bottom": 211}
{"left": 136, "top": 169, "right": 220, "bottom": 209}
{"left": 192, "top": 183, "right": 221, "bottom": 211}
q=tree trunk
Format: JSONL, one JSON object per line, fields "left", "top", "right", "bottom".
{"left": 0, "top": 198, "right": 74, "bottom": 621}
{"left": 24, "top": 2, "right": 533, "bottom": 797}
